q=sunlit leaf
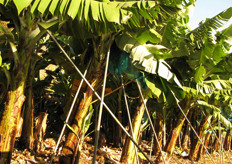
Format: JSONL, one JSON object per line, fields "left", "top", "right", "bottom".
{"left": 103, "top": 3, "right": 120, "bottom": 23}
{"left": 49, "top": 0, "right": 59, "bottom": 14}
{"left": 91, "top": 1, "right": 100, "bottom": 21}
{"left": 38, "top": 0, "right": 50, "bottom": 14}
{"left": 195, "top": 65, "right": 206, "bottom": 83}
{"left": 145, "top": 76, "right": 162, "bottom": 99}
{"left": 38, "top": 17, "right": 58, "bottom": 29}
{"left": 84, "top": 0, "right": 91, "bottom": 21}
{"left": 60, "top": 0, "right": 70, "bottom": 15}
{"left": 13, "top": 0, "right": 32, "bottom": 14}
{"left": 31, "top": 0, "right": 41, "bottom": 13}
{"left": 66, "top": 124, "right": 79, "bottom": 137}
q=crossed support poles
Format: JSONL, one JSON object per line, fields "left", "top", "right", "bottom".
{"left": 48, "top": 30, "right": 227, "bottom": 164}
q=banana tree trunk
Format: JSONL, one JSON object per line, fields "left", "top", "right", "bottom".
{"left": 120, "top": 98, "right": 148, "bottom": 164}
{"left": 212, "top": 130, "right": 220, "bottom": 154}
{"left": 60, "top": 34, "right": 112, "bottom": 164}
{"left": 181, "top": 122, "right": 190, "bottom": 151}
{"left": 152, "top": 114, "right": 163, "bottom": 155}
{"left": 115, "top": 88, "right": 123, "bottom": 146}
{"left": 181, "top": 110, "right": 193, "bottom": 151}
{"left": 60, "top": 64, "right": 101, "bottom": 163}
{"left": 19, "top": 61, "right": 36, "bottom": 149}
{"left": 201, "top": 132, "right": 211, "bottom": 157}
{"left": 165, "top": 98, "right": 190, "bottom": 155}
{"left": 224, "top": 129, "right": 231, "bottom": 151}
{"left": 152, "top": 113, "right": 163, "bottom": 162}
{"left": 0, "top": 55, "right": 31, "bottom": 164}
{"left": 197, "top": 129, "right": 213, "bottom": 161}
{"left": 189, "top": 114, "right": 211, "bottom": 161}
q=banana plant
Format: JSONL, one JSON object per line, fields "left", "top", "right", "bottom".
{"left": 161, "top": 5, "right": 232, "bottom": 157}
{"left": 172, "top": 6, "right": 232, "bottom": 83}
{"left": 113, "top": 3, "right": 193, "bottom": 159}
{"left": 0, "top": 2, "right": 58, "bottom": 163}
{"left": 181, "top": 78, "right": 232, "bottom": 161}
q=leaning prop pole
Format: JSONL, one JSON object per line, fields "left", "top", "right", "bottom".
{"left": 47, "top": 30, "right": 153, "bottom": 164}
{"left": 121, "top": 77, "right": 139, "bottom": 164}
{"left": 136, "top": 81, "right": 167, "bottom": 164}
{"left": 92, "top": 38, "right": 111, "bottom": 164}
{"left": 169, "top": 90, "right": 216, "bottom": 164}
{"left": 50, "top": 59, "right": 92, "bottom": 164}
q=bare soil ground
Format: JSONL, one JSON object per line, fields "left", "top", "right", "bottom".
{"left": 11, "top": 137, "right": 232, "bottom": 164}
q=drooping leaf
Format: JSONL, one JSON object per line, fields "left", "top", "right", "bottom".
{"left": 82, "top": 105, "right": 94, "bottom": 134}
{"left": 217, "top": 112, "right": 232, "bottom": 129}
{"left": 103, "top": 3, "right": 120, "bottom": 23}
{"left": 38, "top": 17, "right": 59, "bottom": 29}
{"left": 84, "top": 0, "right": 91, "bottom": 21}
{"left": 183, "top": 86, "right": 205, "bottom": 99}
{"left": 60, "top": 0, "right": 70, "bottom": 15}
{"left": 66, "top": 124, "right": 79, "bottom": 137}
{"left": 49, "top": 0, "right": 59, "bottom": 14}
{"left": 222, "top": 24, "right": 232, "bottom": 41}
{"left": 91, "top": 1, "right": 100, "bottom": 21}
{"left": 195, "top": 65, "right": 206, "bottom": 83}
{"left": 149, "top": 29, "right": 162, "bottom": 43}
{"left": 197, "top": 100, "right": 220, "bottom": 114}
{"left": 38, "top": 0, "right": 51, "bottom": 14}
{"left": 213, "top": 44, "right": 227, "bottom": 63}
{"left": 116, "top": 34, "right": 182, "bottom": 88}
{"left": 165, "top": 79, "right": 185, "bottom": 104}
{"left": 31, "top": 0, "right": 41, "bottom": 13}
{"left": 13, "top": 0, "right": 32, "bottom": 14}
{"left": 116, "top": 34, "right": 139, "bottom": 53}
{"left": 145, "top": 76, "right": 162, "bottom": 99}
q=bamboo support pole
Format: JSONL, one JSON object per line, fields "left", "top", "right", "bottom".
{"left": 136, "top": 81, "right": 167, "bottom": 164}
{"left": 47, "top": 30, "right": 153, "bottom": 164}
{"left": 121, "top": 77, "right": 139, "bottom": 164}
{"left": 50, "top": 59, "right": 91, "bottom": 164}
{"left": 92, "top": 38, "right": 111, "bottom": 164}
{"left": 169, "top": 90, "right": 216, "bottom": 164}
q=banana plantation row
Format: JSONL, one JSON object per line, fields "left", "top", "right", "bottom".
{"left": 0, "top": 0, "right": 232, "bottom": 163}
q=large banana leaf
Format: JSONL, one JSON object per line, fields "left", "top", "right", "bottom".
{"left": 209, "top": 53, "right": 232, "bottom": 79}
{"left": 115, "top": 33, "right": 185, "bottom": 104}
{"left": 196, "top": 79, "right": 232, "bottom": 96}
{"left": 183, "top": 86, "right": 205, "bottom": 99}
{"left": 1, "top": 0, "right": 156, "bottom": 22}
{"left": 145, "top": 74, "right": 185, "bottom": 105}
{"left": 189, "top": 6, "right": 232, "bottom": 45}
{"left": 166, "top": 6, "right": 232, "bottom": 84}
{"left": 183, "top": 78, "right": 232, "bottom": 106}
{"left": 116, "top": 33, "right": 182, "bottom": 88}
{"left": 197, "top": 100, "right": 220, "bottom": 114}
{"left": 195, "top": 80, "right": 232, "bottom": 104}
{"left": 1, "top": 0, "right": 192, "bottom": 35}
{"left": 197, "top": 100, "right": 232, "bottom": 129}
{"left": 217, "top": 112, "right": 232, "bottom": 129}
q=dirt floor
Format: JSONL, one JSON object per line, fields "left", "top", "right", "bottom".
{"left": 11, "top": 136, "right": 232, "bottom": 164}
